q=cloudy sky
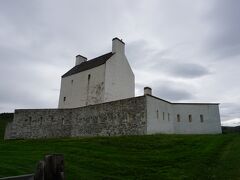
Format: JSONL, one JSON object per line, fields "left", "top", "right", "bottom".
{"left": 0, "top": 0, "right": 239, "bottom": 126}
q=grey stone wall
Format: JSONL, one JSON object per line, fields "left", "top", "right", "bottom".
{"left": 5, "top": 96, "right": 147, "bottom": 139}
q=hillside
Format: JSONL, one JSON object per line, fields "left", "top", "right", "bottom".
{"left": 0, "top": 113, "right": 13, "bottom": 139}
{"left": 0, "top": 134, "right": 239, "bottom": 179}
{"left": 222, "top": 126, "right": 240, "bottom": 133}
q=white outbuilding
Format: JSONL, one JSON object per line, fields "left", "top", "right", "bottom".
{"left": 144, "top": 87, "right": 221, "bottom": 134}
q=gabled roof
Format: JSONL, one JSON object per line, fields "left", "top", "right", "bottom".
{"left": 62, "top": 52, "right": 114, "bottom": 78}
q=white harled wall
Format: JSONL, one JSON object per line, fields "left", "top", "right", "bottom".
{"left": 58, "top": 64, "right": 106, "bottom": 108}
{"left": 146, "top": 96, "right": 174, "bottom": 134}
{"left": 104, "top": 50, "right": 135, "bottom": 102}
{"left": 146, "top": 95, "right": 222, "bottom": 134}
{"left": 173, "top": 104, "right": 221, "bottom": 134}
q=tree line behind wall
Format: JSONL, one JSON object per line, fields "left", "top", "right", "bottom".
{"left": 0, "top": 113, "right": 13, "bottom": 139}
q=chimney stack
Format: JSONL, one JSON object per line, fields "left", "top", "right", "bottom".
{"left": 75, "top": 55, "right": 87, "bottom": 66}
{"left": 144, "top": 87, "right": 152, "bottom": 96}
{"left": 112, "top": 37, "right": 125, "bottom": 54}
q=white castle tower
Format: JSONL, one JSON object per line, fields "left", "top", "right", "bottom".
{"left": 58, "top": 38, "right": 135, "bottom": 108}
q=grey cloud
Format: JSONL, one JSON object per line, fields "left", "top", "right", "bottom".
{"left": 0, "top": 83, "right": 58, "bottom": 111}
{"left": 0, "top": 1, "right": 40, "bottom": 26}
{"left": 0, "top": 86, "right": 43, "bottom": 107}
{"left": 204, "top": 0, "right": 240, "bottom": 59}
{"left": 0, "top": 0, "right": 124, "bottom": 65}
{"left": 0, "top": 47, "right": 33, "bottom": 65}
{"left": 126, "top": 39, "right": 155, "bottom": 69}
{"left": 154, "top": 85, "right": 193, "bottom": 101}
{"left": 163, "top": 62, "right": 210, "bottom": 78}
{"left": 147, "top": 55, "right": 211, "bottom": 79}
{"left": 0, "top": 57, "right": 60, "bottom": 111}
{"left": 220, "top": 103, "right": 240, "bottom": 121}
{"left": 221, "top": 118, "right": 240, "bottom": 127}
{"left": 136, "top": 81, "right": 194, "bottom": 101}
{"left": 127, "top": 40, "right": 211, "bottom": 79}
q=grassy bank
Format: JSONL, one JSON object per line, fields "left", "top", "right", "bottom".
{"left": 0, "top": 134, "right": 239, "bottom": 179}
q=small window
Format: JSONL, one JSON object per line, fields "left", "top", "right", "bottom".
{"left": 189, "top": 115, "right": 192, "bottom": 122}
{"left": 71, "top": 80, "right": 73, "bottom": 84}
{"left": 177, "top": 114, "right": 180, "bottom": 122}
{"left": 29, "top": 116, "right": 32, "bottom": 125}
{"left": 200, "top": 114, "right": 204, "bottom": 123}
{"left": 88, "top": 74, "right": 91, "bottom": 80}
{"left": 168, "top": 113, "right": 170, "bottom": 121}
{"left": 63, "top": 97, "right": 66, "bottom": 102}
{"left": 157, "top": 110, "right": 159, "bottom": 119}
{"left": 163, "top": 112, "right": 165, "bottom": 120}
{"left": 40, "top": 117, "right": 43, "bottom": 125}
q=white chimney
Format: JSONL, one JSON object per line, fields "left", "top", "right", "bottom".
{"left": 112, "top": 37, "right": 125, "bottom": 54}
{"left": 75, "top": 55, "right": 87, "bottom": 66}
{"left": 144, "top": 87, "right": 152, "bottom": 96}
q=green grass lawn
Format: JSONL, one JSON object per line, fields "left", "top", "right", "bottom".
{"left": 0, "top": 113, "right": 239, "bottom": 179}
{"left": 0, "top": 134, "right": 239, "bottom": 179}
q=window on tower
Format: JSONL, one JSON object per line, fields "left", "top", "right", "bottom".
{"left": 189, "top": 114, "right": 192, "bottom": 122}
{"left": 177, "top": 114, "right": 180, "bottom": 122}
{"left": 200, "top": 114, "right": 204, "bottom": 122}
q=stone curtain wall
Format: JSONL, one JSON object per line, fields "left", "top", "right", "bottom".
{"left": 5, "top": 109, "right": 73, "bottom": 139}
{"left": 5, "top": 96, "right": 146, "bottom": 139}
{"left": 71, "top": 96, "right": 146, "bottom": 136}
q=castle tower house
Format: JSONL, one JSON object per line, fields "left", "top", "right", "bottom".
{"left": 58, "top": 37, "right": 135, "bottom": 108}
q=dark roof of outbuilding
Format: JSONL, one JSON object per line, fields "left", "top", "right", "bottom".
{"left": 62, "top": 52, "right": 114, "bottom": 78}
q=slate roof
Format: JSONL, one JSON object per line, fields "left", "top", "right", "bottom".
{"left": 62, "top": 52, "right": 114, "bottom": 78}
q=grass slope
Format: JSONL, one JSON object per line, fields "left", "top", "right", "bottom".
{"left": 0, "top": 134, "right": 239, "bottom": 179}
